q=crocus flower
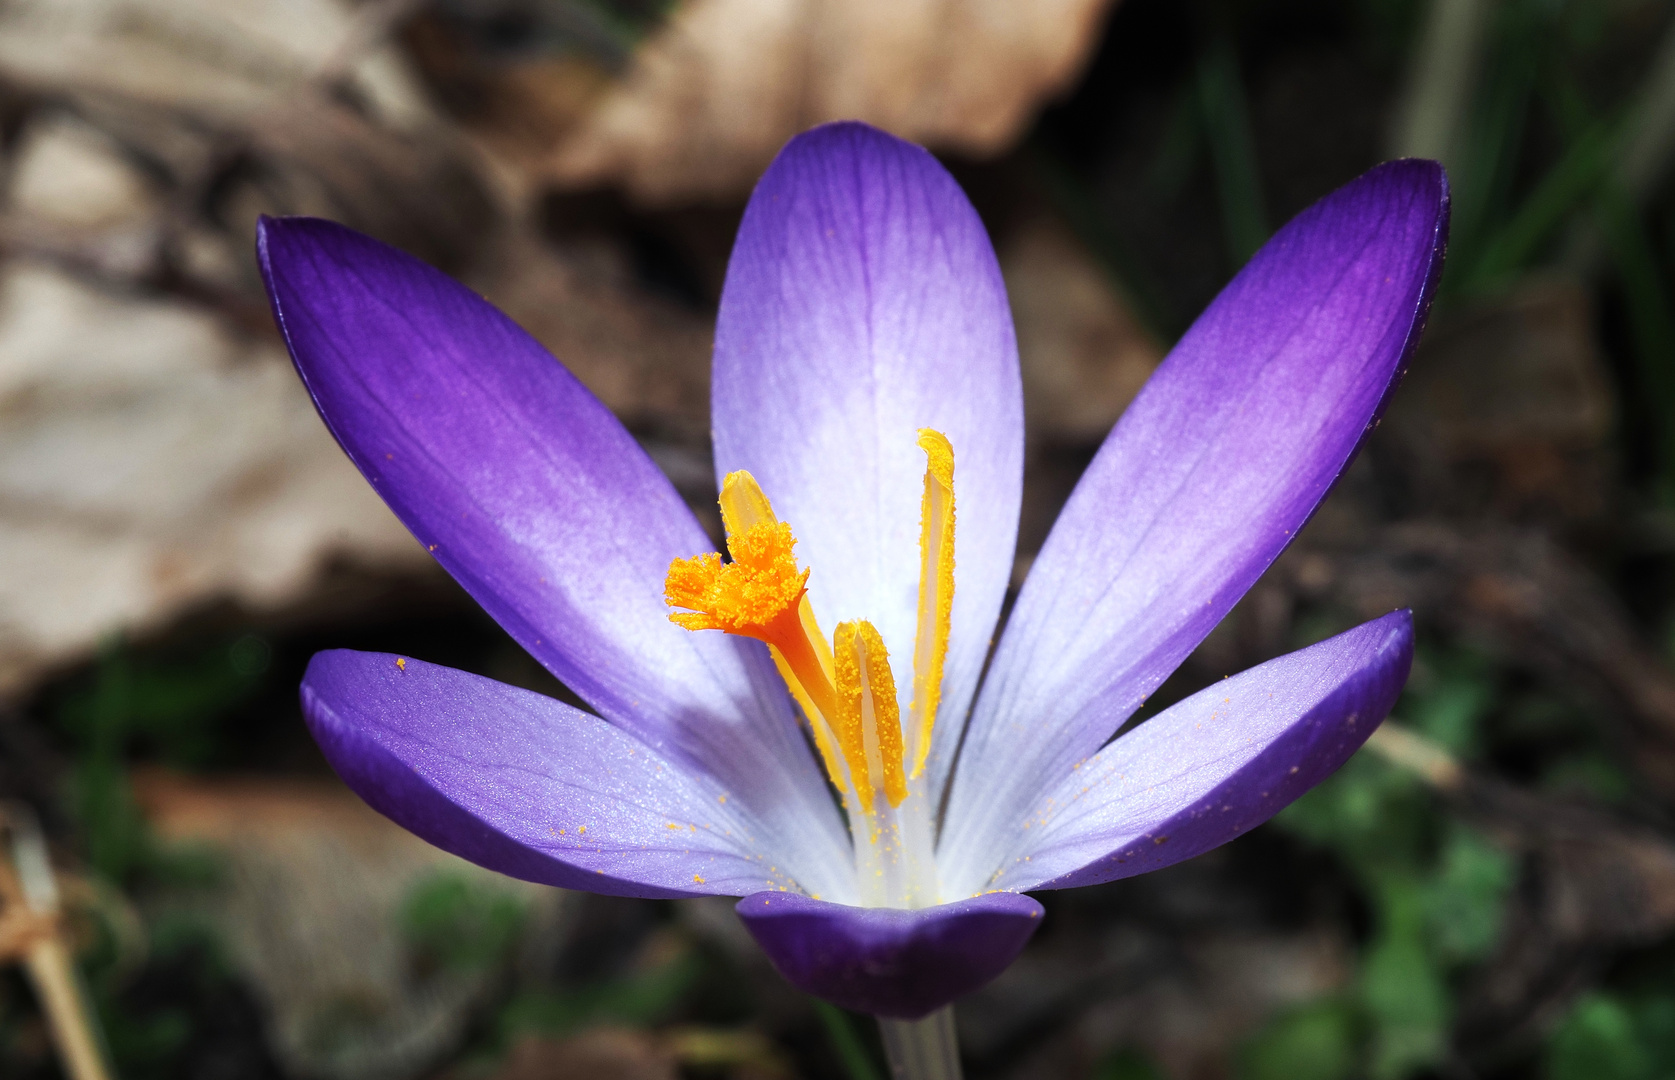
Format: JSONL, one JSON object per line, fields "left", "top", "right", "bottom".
{"left": 258, "top": 123, "right": 1446, "bottom": 1025}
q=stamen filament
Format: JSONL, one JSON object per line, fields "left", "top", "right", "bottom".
{"left": 909, "top": 429, "right": 956, "bottom": 778}
{"left": 662, "top": 451, "right": 951, "bottom": 910}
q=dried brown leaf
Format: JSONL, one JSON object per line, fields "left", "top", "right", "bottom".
{"left": 546, "top": 0, "right": 1121, "bottom": 203}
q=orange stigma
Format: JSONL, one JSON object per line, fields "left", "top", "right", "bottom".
{"left": 665, "top": 434, "right": 957, "bottom": 832}
{"left": 664, "top": 518, "right": 807, "bottom": 639}
{"left": 666, "top": 472, "right": 846, "bottom": 789}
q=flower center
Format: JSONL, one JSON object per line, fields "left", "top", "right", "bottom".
{"left": 664, "top": 430, "right": 957, "bottom": 906}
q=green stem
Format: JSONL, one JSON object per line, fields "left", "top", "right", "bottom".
{"left": 878, "top": 1007, "right": 962, "bottom": 1080}
{"left": 1389, "top": 0, "right": 1495, "bottom": 166}
{"left": 814, "top": 1001, "right": 882, "bottom": 1080}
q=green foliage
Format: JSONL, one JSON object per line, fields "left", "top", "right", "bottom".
{"left": 58, "top": 635, "right": 270, "bottom": 768}
{"left": 1539, "top": 990, "right": 1675, "bottom": 1080}
{"left": 56, "top": 636, "right": 271, "bottom": 884}
{"left": 1360, "top": 875, "right": 1452, "bottom": 1079}
{"left": 1277, "top": 751, "right": 1432, "bottom": 871}
{"left": 1267, "top": 644, "right": 1515, "bottom": 1080}
{"left": 1030, "top": 146, "right": 1181, "bottom": 338}
{"left": 88, "top": 931, "right": 253, "bottom": 1080}
{"left": 1423, "top": 826, "right": 1516, "bottom": 964}
{"left": 1597, "top": 185, "right": 1675, "bottom": 493}
{"left": 1196, "top": 34, "right": 1269, "bottom": 269}
{"left": 1464, "top": 117, "right": 1617, "bottom": 290}
{"left": 1407, "top": 652, "right": 1497, "bottom": 757}
{"left": 495, "top": 942, "right": 702, "bottom": 1041}
{"left": 400, "top": 872, "right": 529, "bottom": 973}
{"left": 814, "top": 1001, "right": 884, "bottom": 1080}
{"left": 99, "top": 1003, "right": 193, "bottom": 1076}
{"left": 1237, "top": 1000, "right": 1360, "bottom": 1080}
{"left": 1548, "top": 994, "right": 1653, "bottom": 1080}
{"left": 1444, "top": 0, "right": 1560, "bottom": 280}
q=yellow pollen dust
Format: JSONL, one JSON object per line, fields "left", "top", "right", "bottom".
{"left": 833, "top": 620, "right": 907, "bottom": 810}
{"left": 664, "top": 519, "right": 807, "bottom": 638}
{"left": 665, "top": 473, "right": 848, "bottom": 795}
{"left": 910, "top": 429, "right": 955, "bottom": 779}
{"left": 663, "top": 434, "right": 958, "bottom": 825}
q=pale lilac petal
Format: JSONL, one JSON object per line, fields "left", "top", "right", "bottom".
{"left": 957, "top": 611, "right": 1412, "bottom": 895}
{"left": 735, "top": 890, "right": 1044, "bottom": 1019}
{"left": 711, "top": 123, "right": 1024, "bottom": 800}
{"left": 259, "top": 218, "right": 851, "bottom": 890}
{"left": 941, "top": 161, "right": 1447, "bottom": 872}
{"left": 302, "top": 649, "right": 828, "bottom": 898}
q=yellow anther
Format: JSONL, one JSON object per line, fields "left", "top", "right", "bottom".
{"left": 668, "top": 448, "right": 953, "bottom": 906}
{"left": 833, "top": 621, "right": 907, "bottom": 812}
{"left": 909, "top": 429, "right": 956, "bottom": 778}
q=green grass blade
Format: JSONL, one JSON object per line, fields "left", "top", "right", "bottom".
{"left": 1597, "top": 186, "right": 1675, "bottom": 495}
{"left": 1028, "top": 144, "right": 1181, "bottom": 339}
{"left": 1196, "top": 36, "right": 1268, "bottom": 269}
{"left": 813, "top": 1001, "right": 883, "bottom": 1080}
{"left": 1443, "top": 0, "right": 1549, "bottom": 277}
{"left": 1389, "top": 0, "right": 1496, "bottom": 166}
{"left": 1463, "top": 118, "right": 1618, "bottom": 289}
{"left": 1617, "top": 12, "right": 1675, "bottom": 199}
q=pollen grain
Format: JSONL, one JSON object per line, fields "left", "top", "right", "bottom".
{"left": 833, "top": 620, "right": 907, "bottom": 811}
{"left": 909, "top": 429, "right": 956, "bottom": 778}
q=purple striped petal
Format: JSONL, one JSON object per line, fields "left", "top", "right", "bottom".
{"left": 258, "top": 218, "right": 853, "bottom": 896}
{"left": 711, "top": 122, "right": 1024, "bottom": 801}
{"left": 303, "top": 650, "right": 811, "bottom": 898}
{"left": 966, "top": 611, "right": 1412, "bottom": 895}
{"left": 941, "top": 161, "right": 1447, "bottom": 876}
{"left": 736, "top": 890, "right": 1044, "bottom": 1019}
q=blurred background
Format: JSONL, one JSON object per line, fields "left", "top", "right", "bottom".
{"left": 0, "top": 0, "right": 1673, "bottom": 1077}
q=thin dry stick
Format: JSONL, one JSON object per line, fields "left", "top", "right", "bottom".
{"left": 1365, "top": 722, "right": 1464, "bottom": 791}
{"left": 0, "top": 806, "right": 116, "bottom": 1080}
{"left": 25, "top": 940, "right": 113, "bottom": 1080}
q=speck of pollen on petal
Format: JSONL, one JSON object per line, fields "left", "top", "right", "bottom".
{"left": 663, "top": 431, "right": 957, "bottom": 909}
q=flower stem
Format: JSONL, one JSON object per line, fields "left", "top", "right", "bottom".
{"left": 877, "top": 1007, "right": 962, "bottom": 1080}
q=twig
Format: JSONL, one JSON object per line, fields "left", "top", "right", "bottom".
{"left": 0, "top": 805, "right": 115, "bottom": 1080}
{"left": 1365, "top": 722, "right": 1465, "bottom": 791}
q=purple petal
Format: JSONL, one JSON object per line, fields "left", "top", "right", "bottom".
{"left": 941, "top": 161, "right": 1447, "bottom": 874}
{"left": 964, "top": 611, "right": 1412, "bottom": 895}
{"left": 258, "top": 217, "right": 852, "bottom": 894}
{"left": 711, "top": 122, "right": 1024, "bottom": 800}
{"left": 303, "top": 649, "right": 822, "bottom": 898}
{"left": 735, "top": 890, "right": 1044, "bottom": 1019}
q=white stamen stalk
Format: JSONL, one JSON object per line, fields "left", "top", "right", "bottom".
{"left": 850, "top": 637, "right": 939, "bottom": 908}
{"left": 894, "top": 778, "right": 941, "bottom": 907}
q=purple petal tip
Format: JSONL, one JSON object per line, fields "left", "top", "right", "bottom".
{"left": 736, "top": 891, "right": 1044, "bottom": 1019}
